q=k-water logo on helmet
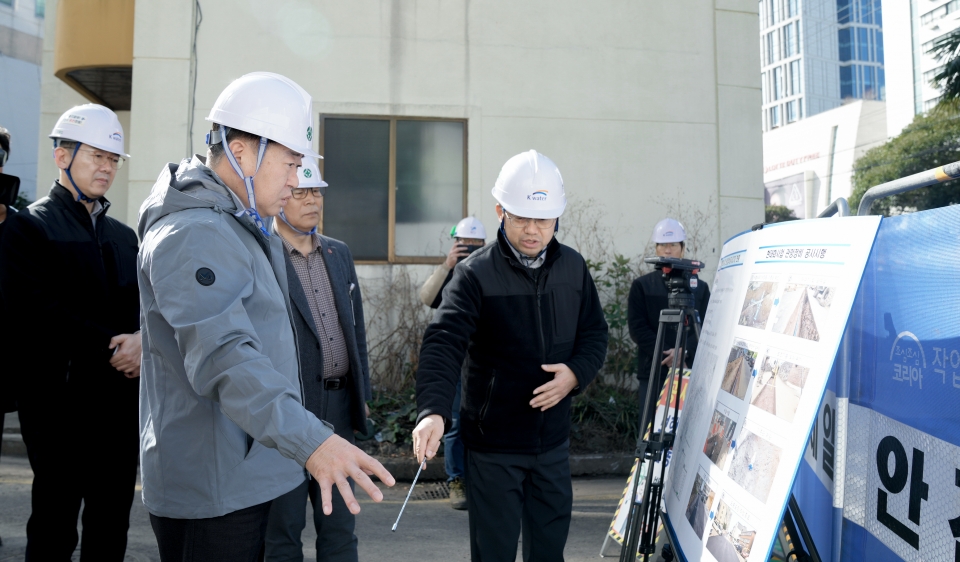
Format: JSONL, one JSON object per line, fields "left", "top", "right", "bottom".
{"left": 303, "top": 168, "right": 313, "bottom": 178}
{"left": 306, "top": 126, "right": 313, "bottom": 141}
{"left": 110, "top": 131, "right": 122, "bottom": 141}
{"left": 527, "top": 190, "right": 548, "bottom": 201}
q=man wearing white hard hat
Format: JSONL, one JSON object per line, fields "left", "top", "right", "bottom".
{"left": 628, "top": 218, "right": 711, "bottom": 416}
{"left": 418, "top": 215, "right": 488, "bottom": 511}
{"left": 263, "top": 158, "right": 373, "bottom": 561}
{"left": 412, "top": 150, "right": 608, "bottom": 561}
{"left": 137, "top": 72, "right": 393, "bottom": 561}
{"left": 0, "top": 104, "right": 142, "bottom": 560}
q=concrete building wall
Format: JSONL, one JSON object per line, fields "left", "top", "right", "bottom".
{"left": 0, "top": 0, "right": 44, "bottom": 201}
{"left": 128, "top": 0, "right": 763, "bottom": 274}
{"left": 37, "top": 0, "right": 765, "bottom": 285}
{"left": 762, "top": 99, "right": 886, "bottom": 216}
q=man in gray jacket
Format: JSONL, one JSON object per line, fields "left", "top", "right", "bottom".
{"left": 137, "top": 72, "right": 393, "bottom": 562}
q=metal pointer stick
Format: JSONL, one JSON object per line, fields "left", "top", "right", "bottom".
{"left": 391, "top": 459, "right": 427, "bottom": 532}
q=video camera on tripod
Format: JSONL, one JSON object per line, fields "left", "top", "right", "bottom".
{"left": 644, "top": 256, "right": 704, "bottom": 307}
{"left": 619, "top": 257, "right": 705, "bottom": 562}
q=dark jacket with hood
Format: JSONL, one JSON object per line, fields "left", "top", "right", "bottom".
{"left": 0, "top": 182, "right": 140, "bottom": 400}
{"left": 416, "top": 229, "right": 608, "bottom": 455}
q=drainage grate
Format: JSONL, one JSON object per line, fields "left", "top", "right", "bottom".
{"left": 410, "top": 481, "right": 450, "bottom": 501}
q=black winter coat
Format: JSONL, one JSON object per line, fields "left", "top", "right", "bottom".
{"left": 416, "top": 230, "right": 608, "bottom": 454}
{"left": 0, "top": 183, "right": 140, "bottom": 398}
{"left": 627, "top": 270, "right": 710, "bottom": 384}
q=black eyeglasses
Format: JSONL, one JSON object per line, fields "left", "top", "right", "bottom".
{"left": 291, "top": 187, "right": 326, "bottom": 199}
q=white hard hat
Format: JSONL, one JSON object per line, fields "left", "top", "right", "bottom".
{"left": 491, "top": 150, "right": 566, "bottom": 219}
{"left": 297, "top": 157, "right": 328, "bottom": 189}
{"left": 451, "top": 216, "right": 487, "bottom": 239}
{"left": 49, "top": 104, "right": 129, "bottom": 158}
{"left": 652, "top": 218, "right": 686, "bottom": 243}
{"left": 205, "top": 72, "right": 321, "bottom": 159}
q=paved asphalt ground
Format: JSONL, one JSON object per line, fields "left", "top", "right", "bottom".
{"left": 0, "top": 454, "right": 631, "bottom": 561}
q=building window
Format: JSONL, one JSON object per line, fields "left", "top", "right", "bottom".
{"left": 784, "top": 23, "right": 796, "bottom": 57}
{"left": 36, "top": 0, "right": 45, "bottom": 16}
{"left": 921, "top": 0, "right": 959, "bottom": 25}
{"left": 786, "top": 0, "right": 798, "bottom": 18}
{"left": 0, "top": 0, "right": 12, "bottom": 6}
{"left": 767, "top": 32, "right": 776, "bottom": 65}
{"left": 857, "top": 27, "right": 870, "bottom": 62}
{"left": 863, "top": 65, "right": 876, "bottom": 99}
{"left": 770, "top": 105, "right": 781, "bottom": 128}
{"left": 840, "top": 65, "right": 855, "bottom": 99}
{"left": 761, "top": 72, "right": 768, "bottom": 104}
{"left": 320, "top": 116, "right": 466, "bottom": 263}
{"left": 858, "top": 0, "right": 873, "bottom": 24}
{"left": 925, "top": 96, "right": 942, "bottom": 111}
{"left": 838, "top": 0, "right": 851, "bottom": 24}
{"left": 773, "top": 66, "right": 784, "bottom": 100}
{"left": 786, "top": 100, "right": 798, "bottom": 123}
{"left": 769, "top": 0, "right": 780, "bottom": 25}
{"left": 790, "top": 60, "right": 802, "bottom": 95}
{"left": 839, "top": 28, "right": 852, "bottom": 61}
{"left": 876, "top": 29, "right": 884, "bottom": 64}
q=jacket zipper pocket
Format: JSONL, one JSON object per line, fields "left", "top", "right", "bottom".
{"left": 477, "top": 376, "right": 496, "bottom": 435}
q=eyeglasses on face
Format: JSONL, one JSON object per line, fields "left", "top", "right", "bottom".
{"left": 77, "top": 147, "right": 124, "bottom": 170}
{"left": 502, "top": 211, "right": 556, "bottom": 230}
{"left": 291, "top": 186, "right": 326, "bottom": 199}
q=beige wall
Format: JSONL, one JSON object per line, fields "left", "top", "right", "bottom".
{"left": 42, "top": 0, "right": 764, "bottom": 279}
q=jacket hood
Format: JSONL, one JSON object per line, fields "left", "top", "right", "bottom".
{"left": 138, "top": 155, "right": 246, "bottom": 239}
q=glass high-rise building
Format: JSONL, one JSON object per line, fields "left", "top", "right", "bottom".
{"left": 760, "top": 0, "right": 884, "bottom": 131}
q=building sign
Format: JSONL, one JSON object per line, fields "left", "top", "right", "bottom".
{"left": 764, "top": 173, "right": 806, "bottom": 220}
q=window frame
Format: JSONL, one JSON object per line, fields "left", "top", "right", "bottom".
{"left": 317, "top": 114, "right": 469, "bottom": 266}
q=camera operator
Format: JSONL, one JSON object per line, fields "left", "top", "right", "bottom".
{"left": 628, "top": 218, "right": 710, "bottom": 413}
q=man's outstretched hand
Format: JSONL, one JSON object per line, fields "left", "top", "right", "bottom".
{"left": 305, "top": 434, "right": 396, "bottom": 516}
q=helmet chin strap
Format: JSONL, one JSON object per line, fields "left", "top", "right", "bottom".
{"left": 278, "top": 208, "right": 317, "bottom": 236}
{"left": 219, "top": 126, "right": 270, "bottom": 237}
{"left": 59, "top": 141, "right": 97, "bottom": 203}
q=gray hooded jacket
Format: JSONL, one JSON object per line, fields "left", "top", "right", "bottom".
{"left": 137, "top": 156, "right": 333, "bottom": 518}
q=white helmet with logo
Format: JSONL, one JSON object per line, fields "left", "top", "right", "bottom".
{"left": 205, "top": 72, "right": 320, "bottom": 236}
{"left": 451, "top": 216, "right": 486, "bottom": 240}
{"left": 49, "top": 104, "right": 129, "bottom": 158}
{"left": 206, "top": 72, "right": 320, "bottom": 159}
{"left": 297, "top": 156, "right": 328, "bottom": 189}
{"left": 652, "top": 218, "right": 686, "bottom": 244}
{"left": 491, "top": 150, "right": 566, "bottom": 219}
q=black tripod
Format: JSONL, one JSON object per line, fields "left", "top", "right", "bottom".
{"left": 619, "top": 258, "right": 702, "bottom": 562}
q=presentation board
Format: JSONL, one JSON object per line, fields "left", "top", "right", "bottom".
{"left": 662, "top": 216, "right": 881, "bottom": 562}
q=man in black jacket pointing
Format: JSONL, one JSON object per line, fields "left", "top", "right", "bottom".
{"left": 413, "top": 150, "right": 608, "bottom": 562}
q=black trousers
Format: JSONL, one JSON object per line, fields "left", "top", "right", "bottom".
{"left": 265, "top": 382, "right": 357, "bottom": 562}
{"left": 150, "top": 501, "right": 272, "bottom": 562}
{"left": 18, "top": 373, "right": 139, "bottom": 562}
{"left": 464, "top": 441, "right": 573, "bottom": 562}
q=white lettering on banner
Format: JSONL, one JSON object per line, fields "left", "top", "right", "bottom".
{"left": 804, "top": 390, "right": 838, "bottom": 494}
{"left": 843, "top": 404, "right": 960, "bottom": 560}
{"left": 890, "top": 332, "right": 926, "bottom": 389}
{"left": 932, "top": 345, "right": 960, "bottom": 388}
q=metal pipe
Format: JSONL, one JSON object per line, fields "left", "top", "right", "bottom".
{"left": 856, "top": 161, "right": 960, "bottom": 216}
{"left": 817, "top": 198, "right": 850, "bottom": 218}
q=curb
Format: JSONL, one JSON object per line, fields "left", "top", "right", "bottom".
{"left": 1, "top": 433, "right": 26, "bottom": 457}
